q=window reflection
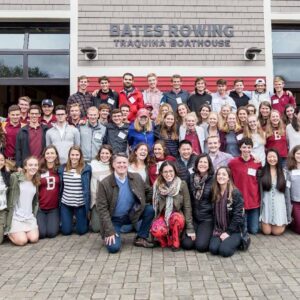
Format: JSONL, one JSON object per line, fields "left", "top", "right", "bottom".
{"left": 29, "top": 34, "right": 69, "bottom": 50}
{"left": 0, "top": 34, "right": 24, "bottom": 49}
{"left": 272, "top": 31, "right": 300, "bottom": 54}
{"left": 0, "top": 55, "right": 23, "bottom": 77}
{"left": 28, "top": 55, "right": 69, "bottom": 78}
{"left": 273, "top": 59, "right": 300, "bottom": 82}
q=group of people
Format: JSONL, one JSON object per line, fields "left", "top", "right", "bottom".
{"left": 0, "top": 72, "right": 299, "bottom": 258}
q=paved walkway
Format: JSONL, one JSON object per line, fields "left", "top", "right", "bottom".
{"left": 0, "top": 231, "right": 299, "bottom": 300}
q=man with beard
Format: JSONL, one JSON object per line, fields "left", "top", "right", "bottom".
{"left": 119, "top": 73, "right": 144, "bottom": 122}
{"left": 40, "top": 99, "right": 56, "bottom": 128}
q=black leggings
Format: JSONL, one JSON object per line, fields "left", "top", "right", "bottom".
{"left": 181, "top": 220, "right": 213, "bottom": 252}
{"left": 209, "top": 233, "right": 241, "bottom": 257}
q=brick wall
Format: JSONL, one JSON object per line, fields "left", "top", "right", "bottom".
{"left": 271, "top": 0, "right": 300, "bottom": 13}
{"left": 0, "top": 0, "right": 69, "bottom": 10}
{"left": 78, "top": 0, "right": 265, "bottom": 67}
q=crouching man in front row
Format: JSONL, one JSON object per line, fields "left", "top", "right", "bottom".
{"left": 96, "top": 152, "right": 155, "bottom": 253}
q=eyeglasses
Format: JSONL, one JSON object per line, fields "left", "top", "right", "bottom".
{"left": 56, "top": 113, "right": 66, "bottom": 116}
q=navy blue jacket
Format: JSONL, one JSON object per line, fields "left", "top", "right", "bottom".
{"left": 154, "top": 125, "right": 179, "bottom": 158}
{"left": 161, "top": 89, "right": 190, "bottom": 112}
{"left": 58, "top": 164, "right": 92, "bottom": 215}
{"left": 128, "top": 122, "right": 155, "bottom": 150}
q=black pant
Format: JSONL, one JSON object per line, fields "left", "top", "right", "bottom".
{"left": 37, "top": 208, "right": 60, "bottom": 239}
{"left": 209, "top": 232, "right": 241, "bottom": 257}
{"left": 181, "top": 220, "right": 213, "bottom": 252}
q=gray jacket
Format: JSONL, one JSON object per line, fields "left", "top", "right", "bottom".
{"left": 46, "top": 123, "right": 80, "bottom": 164}
{"left": 79, "top": 121, "right": 107, "bottom": 162}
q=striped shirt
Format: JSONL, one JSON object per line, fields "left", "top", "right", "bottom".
{"left": 61, "top": 169, "right": 84, "bottom": 207}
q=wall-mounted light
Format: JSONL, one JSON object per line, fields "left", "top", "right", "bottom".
{"left": 80, "top": 47, "right": 98, "bottom": 60}
{"left": 244, "top": 47, "right": 262, "bottom": 61}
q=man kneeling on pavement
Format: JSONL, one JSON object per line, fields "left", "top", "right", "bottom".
{"left": 96, "top": 152, "right": 155, "bottom": 253}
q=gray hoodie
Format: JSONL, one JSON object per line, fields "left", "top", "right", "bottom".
{"left": 46, "top": 123, "right": 80, "bottom": 164}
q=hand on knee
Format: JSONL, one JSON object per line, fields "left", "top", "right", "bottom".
{"left": 106, "top": 239, "right": 121, "bottom": 254}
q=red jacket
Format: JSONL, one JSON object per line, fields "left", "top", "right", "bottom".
{"left": 271, "top": 92, "right": 296, "bottom": 115}
{"left": 119, "top": 87, "right": 144, "bottom": 122}
{"left": 228, "top": 156, "right": 261, "bottom": 210}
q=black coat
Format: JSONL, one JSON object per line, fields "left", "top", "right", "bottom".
{"left": 176, "top": 154, "right": 197, "bottom": 186}
{"left": 15, "top": 125, "right": 48, "bottom": 167}
{"left": 187, "top": 91, "right": 212, "bottom": 114}
{"left": 92, "top": 89, "right": 119, "bottom": 110}
{"left": 213, "top": 188, "right": 244, "bottom": 235}
{"left": 189, "top": 174, "right": 214, "bottom": 223}
{"left": 103, "top": 122, "right": 129, "bottom": 154}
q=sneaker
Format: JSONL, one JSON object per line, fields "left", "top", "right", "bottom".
{"left": 134, "top": 237, "right": 155, "bottom": 248}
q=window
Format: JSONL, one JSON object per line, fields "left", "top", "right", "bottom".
{"left": 28, "top": 55, "right": 69, "bottom": 78}
{"left": 0, "top": 55, "right": 23, "bottom": 77}
{"left": 0, "top": 34, "right": 24, "bottom": 49}
{"left": 28, "top": 33, "right": 69, "bottom": 50}
{"left": 0, "top": 23, "right": 69, "bottom": 84}
{"left": 272, "top": 25, "right": 300, "bottom": 88}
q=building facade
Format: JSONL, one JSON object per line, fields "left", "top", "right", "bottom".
{"left": 0, "top": 0, "right": 299, "bottom": 113}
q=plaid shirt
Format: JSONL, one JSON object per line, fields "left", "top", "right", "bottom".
{"left": 67, "top": 91, "right": 92, "bottom": 117}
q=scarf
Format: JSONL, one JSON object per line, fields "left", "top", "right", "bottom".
{"left": 153, "top": 176, "right": 181, "bottom": 226}
{"left": 213, "top": 189, "right": 228, "bottom": 237}
{"left": 192, "top": 173, "right": 208, "bottom": 201}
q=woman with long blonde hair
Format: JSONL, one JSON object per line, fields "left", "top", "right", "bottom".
{"left": 219, "top": 112, "right": 242, "bottom": 157}
{"left": 128, "top": 108, "right": 155, "bottom": 151}
{"left": 218, "top": 104, "right": 232, "bottom": 129}
{"left": 243, "top": 114, "right": 266, "bottom": 165}
{"left": 155, "top": 103, "right": 173, "bottom": 126}
{"left": 7, "top": 156, "right": 40, "bottom": 246}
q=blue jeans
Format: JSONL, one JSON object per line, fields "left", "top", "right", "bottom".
{"left": 120, "top": 220, "right": 142, "bottom": 233}
{"left": 60, "top": 203, "right": 88, "bottom": 235}
{"left": 244, "top": 208, "right": 260, "bottom": 234}
{"left": 106, "top": 204, "right": 154, "bottom": 254}
{"left": 37, "top": 208, "right": 60, "bottom": 239}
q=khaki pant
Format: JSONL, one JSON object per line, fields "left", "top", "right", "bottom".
{"left": 90, "top": 205, "right": 100, "bottom": 233}
{"left": 0, "top": 209, "right": 7, "bottom": 244}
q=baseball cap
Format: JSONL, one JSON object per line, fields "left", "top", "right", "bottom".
{"left": 41, "top": 99, "right": 54, "bottom": 106}
{"left": 137, "top": 108, "right": 150, "bottom": 118}
{"left": 255, "top": 78, "right": 266, "bottom": 86}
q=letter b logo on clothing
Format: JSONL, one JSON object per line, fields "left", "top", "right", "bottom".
{"left": 46, "top": 177, "right": 55, "bottom": 190}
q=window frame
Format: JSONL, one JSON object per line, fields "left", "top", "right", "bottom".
{"left": 272, "top": 25, "right": 300, "bottom": 89}
{"left": 0, "top": 23, "right": 69, "bottom": 85}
